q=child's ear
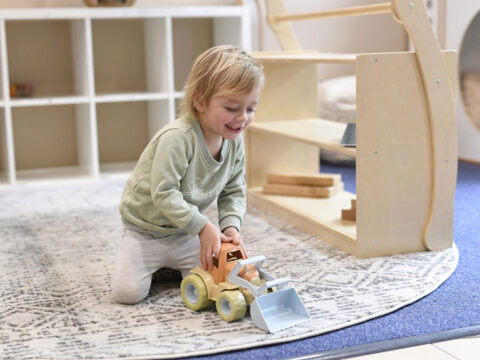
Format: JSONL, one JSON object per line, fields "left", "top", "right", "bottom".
{"left": 193, "top": 93, "right": 205, "bottom": 113}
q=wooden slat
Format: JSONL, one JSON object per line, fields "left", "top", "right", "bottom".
{"left": 267, "top": 173, "right": 341, "bottom": 187}
{"left": 263, "top": 182, "right": 344, "bottom": 198}
{"left": 392, "top": 0, "right": 457, "bottom": 251}
{"left": 251, "top": 52, "right": 356, "bottom": 64}
{"left": 273, "top": 3, "right": 392, "bottom": 22}
{"left": 265, "top": 0, "right": 301, "bottom": 51}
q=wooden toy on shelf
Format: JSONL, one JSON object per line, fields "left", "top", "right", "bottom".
{"left": 246, "top": 0, "right": 457, "bottom": 258}
{"left": 10, "top": 83, "right": 34, "bottom": 98}
{"left": 342, "top": 199, "right": 357, "bottom": 222}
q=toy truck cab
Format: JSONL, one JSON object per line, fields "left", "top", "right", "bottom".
{"left": 210, "top": 243, "right": 260, "bottom": 285}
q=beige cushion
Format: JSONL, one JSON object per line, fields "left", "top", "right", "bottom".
{"left": 462, "top": 72, "right": 480, "bottom": 129}
{"left": 317, "top": 75, "right": 356, "bottom": 165}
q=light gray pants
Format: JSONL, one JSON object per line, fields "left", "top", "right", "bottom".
{"left": 112, "top": 221, "right": 201, "bottom": 304}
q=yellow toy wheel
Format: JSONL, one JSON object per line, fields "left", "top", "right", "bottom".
{"left": 216, "top": 290, "right": 246, "bottom": 322}
{"left": 181, "top": 274, "right": 213, "bottom": 311}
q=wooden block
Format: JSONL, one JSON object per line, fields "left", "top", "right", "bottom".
{"left": 342, "top": 208, "right": 356, "bottom": 221}
{"left": 263, "top": 182, "right": 344, "bottom": 198}
{"left": 267, "top": 173, "right": 341, "bottom": 187}
{"left": 351, "top": 198, "right": 356, "bottom": 209}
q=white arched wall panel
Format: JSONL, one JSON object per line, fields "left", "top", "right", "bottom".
{"left": 445, "top": 1, "right": 480, "bottom": 162}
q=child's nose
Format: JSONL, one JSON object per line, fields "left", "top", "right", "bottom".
{"left": 237, "top": 110, "right": 247, "bottom": 121}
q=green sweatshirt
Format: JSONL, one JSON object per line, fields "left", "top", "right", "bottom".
{"left": 119, "top": 112, "right": 246, "bottom": 238}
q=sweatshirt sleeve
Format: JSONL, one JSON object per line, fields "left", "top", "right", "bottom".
{"left": 150, "top": 129, "right": 208, "bottom": 236}
{"left": 217, "top": 137, "right": 246, "bottom": 232}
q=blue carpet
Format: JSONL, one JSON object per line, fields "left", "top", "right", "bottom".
{"left": 185, "top": 160, "right": 480, "bottom": 360}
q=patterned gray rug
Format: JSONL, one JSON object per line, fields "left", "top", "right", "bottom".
{"left": 0, "top": 178, "right": 458, "bottom": 359}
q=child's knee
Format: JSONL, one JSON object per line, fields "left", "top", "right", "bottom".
{"left": 112, "top": 280, "right": 149, "bottom": 305}
{"left": 180, "top": 269, "right": 193, "bottom": 279}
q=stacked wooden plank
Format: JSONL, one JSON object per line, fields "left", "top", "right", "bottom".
{"left": 263, "top": 173, "right": 343, "bottom": 198}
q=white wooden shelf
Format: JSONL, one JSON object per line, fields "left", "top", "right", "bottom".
{"left": 247, "top": 46, "right": 457, "bottom": 258}
{"left": 0, "top": 7, "right": 245, "bottom": 20}
{"left": 0, "top": 6, "right": 250, "bottom": 185}
{"left": 94, "top": 92, "right": 169, "bottom": 103}
{"left": 9, "top": 96, "right": 90, "bottom": 107}
{"left": 248, "top": 119, "right": 356, "bottom": 157}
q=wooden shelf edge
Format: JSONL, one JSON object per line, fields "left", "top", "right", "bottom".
{"left": 247, "top": 188, "right": 357, "bottom": 256}
{"left": 247, "top": 118, "right": 357, "bottom": 157}
{"left": 251, "top": 51, "right": 356, "bottom": 64}
{"left": 10, "top": 96, "right": 89, "bottom": 107}
{"left": 0, "top": 7, "right": 245, "bottom": 21}
{"left": 94, "top": 92, "right": 169, "bottom": 103}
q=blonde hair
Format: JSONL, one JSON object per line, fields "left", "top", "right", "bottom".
{"left": 181, "top": 45, "right": 264, "bottom": 116}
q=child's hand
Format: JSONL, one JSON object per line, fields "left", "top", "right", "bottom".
{"left": 198, "top": 221, "right": 232, "bottom": 270}
{"left": 223, "top": 227, "right": 248, "bottom": 259}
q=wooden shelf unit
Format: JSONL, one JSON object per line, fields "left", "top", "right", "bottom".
{"left": 247, "top": 49, "right": 457, "bottom": 258}
{"left": 0, "top": 6, "right": 250, "bottom": 185}
{"left": 245, "top": 0, "right": 459, "bottom": 258}
{"left": 246, "top": 0, "right": 461, "bottom": 259}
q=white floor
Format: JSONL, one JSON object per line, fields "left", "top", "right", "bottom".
{"left": 350, "top": 336, "right": 480, "bottom": 360}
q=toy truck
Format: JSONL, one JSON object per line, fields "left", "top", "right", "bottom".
{"left": 180, "top": 243, "right": 310, "bottom": 333}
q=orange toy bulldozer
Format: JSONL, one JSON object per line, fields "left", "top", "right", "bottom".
{"left": 180, "top": 243, "right": 310, "bottom": 333}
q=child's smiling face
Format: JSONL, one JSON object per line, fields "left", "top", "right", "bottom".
{"left": 195, "top": 87, "right": 261, "bottom": 142}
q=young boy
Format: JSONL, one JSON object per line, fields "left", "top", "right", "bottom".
{"left": 112, "top": 45, "right": 264, "bottom": 304}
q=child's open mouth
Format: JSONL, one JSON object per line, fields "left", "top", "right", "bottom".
{"left": 226, "top": 124, "right": 243, "bottom": 132}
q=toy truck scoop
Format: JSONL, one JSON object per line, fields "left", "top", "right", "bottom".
{"left": 180, "top": 243, "right": 310, "bottom": 333}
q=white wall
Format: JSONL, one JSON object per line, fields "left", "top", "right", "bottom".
{"left": 460, "top": 12, "right": 480, "bottom": 73}
{"left": 445, "top": 1, "right": 480, "bottom": 162}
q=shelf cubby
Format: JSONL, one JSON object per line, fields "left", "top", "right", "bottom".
{"left": 91, "top": 18, "right": 169, "bottom": 97}
{"left": 5, "top": 19, "right": 90, "bottom": 101}
{"left": 172, "top": 18, "right": 213, "bottom": 92}
{"left": 248, "top": 119, "right": 356, "bottom": 157}
{"left": 12, "top": 104, "right": 93, "bottom": 182}
{"left": 172, "top": 16, "right": 245, "bottom": 92}
{"left": 96, "top": 99, "right": 169, "bottom": 175}
{"left": 248, "top": 187, "right": 357, "bottom": 254}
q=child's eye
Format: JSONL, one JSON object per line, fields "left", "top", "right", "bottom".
{"left": 225, "top": 107, "right": 238, "bottom": 112}
{"left": 247, "top": 108, "right": 256, "bottom": 113}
